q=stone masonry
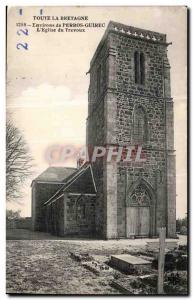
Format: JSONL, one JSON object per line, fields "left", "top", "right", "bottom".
{"left": 87, "top": 21, "right": 176, "bottom": 238}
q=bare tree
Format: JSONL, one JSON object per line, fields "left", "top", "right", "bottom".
{"left": 6, "top": 120, "right": 33, "bottom": 201}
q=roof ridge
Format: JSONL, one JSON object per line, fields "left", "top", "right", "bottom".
{"left": 32, "top": 166, "right": 77, "bottom": 183}
{"left": 43, "top": 163, "right": 92, "bottom": 206}
{"left": 47, "top": 166, "right": 77, "bottom": 169}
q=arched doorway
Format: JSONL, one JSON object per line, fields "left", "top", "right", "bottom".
{"left": 126, "top": 180, "right": 155, "bottom": 238}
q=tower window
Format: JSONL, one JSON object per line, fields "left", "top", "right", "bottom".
{"left": 140, "top": 53, "right": 145, "bottom": 84}
{"left": 134, "top": 51, "right": 139, "bottom": 84}
{"left": 133, "top": 105, "right": 147, "bottom": 144}
{"left": 134, "top": 51, "right": 145, "bottom": 84}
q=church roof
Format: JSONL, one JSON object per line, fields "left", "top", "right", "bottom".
{"left": 44, "top": 163, "right": 97, "bottom": 206}
{"left": 64, "top": 164, "right": 96, "bottom": 194}
{"left": 33, "top": 166, "right": 77, "bottom": 183}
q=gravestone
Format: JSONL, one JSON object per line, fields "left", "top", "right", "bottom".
{"left": 111, "top": 254, "right": 152, "bottom": 274}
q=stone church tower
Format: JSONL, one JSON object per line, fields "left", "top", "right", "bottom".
{"left": 87, "top": 21, "right": 176, "bottom": 239}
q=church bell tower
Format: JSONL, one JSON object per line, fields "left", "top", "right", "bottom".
{"left": 87, "top": 21, "right": 176, "bottom": 239}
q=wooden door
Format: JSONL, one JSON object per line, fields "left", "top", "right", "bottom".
{"left": 138, "top": 206, "right": 150, "bottom": 236}
{"left": 127, "top": 206, "right": 150, "bottom": 237}
{"left": 126, "top": 207, "right": 138, "bottom": 237}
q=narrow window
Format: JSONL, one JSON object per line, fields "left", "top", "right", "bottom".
{"left": 140, "top": 53, "right": 145, "bottom": 84}
{"left": 133, "top": 106, "right": 147, "bottom": 144}
{"left": 134, "top": 51, "right": 140, "bottom": 84}
{"left": 134, "top": 51, "right": 145, "bottom": 85}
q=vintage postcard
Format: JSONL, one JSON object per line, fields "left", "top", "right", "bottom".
{"left": 6, "top": 6, "right": 188, "bottom": 295}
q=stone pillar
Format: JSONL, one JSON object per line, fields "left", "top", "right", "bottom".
{"left": 103, "top": 160, "right": 118, "bottom": 238}
{"left": 103, "top": 40, "right": 118, "bottom": 239}
{"left": 164, "top": 54, "right": 176, "bottom": 238}
{"left": 103, "top": 90, "right": 118, "bottom": 239}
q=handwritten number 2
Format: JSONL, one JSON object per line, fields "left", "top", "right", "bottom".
{"left": 16, "top": 43, "right": 28, "bottom": 50}
{"left": 16, "top": 28, "right": 29, "bottom": 50}
{"left": 17, "top": 28, "right": 29, "bottom": 36}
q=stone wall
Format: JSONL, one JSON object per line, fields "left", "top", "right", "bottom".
{"left": 45, "top": 194, "right": 95, "bottom": 237}
{"left": 6, "top": 217, "right": 32, "bottom": 230}
{"left": 32, "top": 182, "right": 61, "bottom": 231}
{"left": 87, "top": 34, "right": 119, "bottom": 238}
{"left": 63, "top": 194, "right": 95, "bottom": 236}
{"left": 87, "top": 22, "right": 175, "bottom": 238}
{"left": 87, "top": 40, "right": 108, "bottom": 238}
{"left": 46, "top": 197, "right": 65, "bottom": 236}
{"left": 107, "top": 28, "right": 175, "bottom": 237}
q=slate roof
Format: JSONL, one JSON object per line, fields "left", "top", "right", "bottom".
{"left": 33, "top": 166, "right": 77, "bottom": 183}
{"left": 63, "top": 164, "right": 96, "bottom": 194}
{"left": 44, "top": 163, "right": 97, "bottom": 206}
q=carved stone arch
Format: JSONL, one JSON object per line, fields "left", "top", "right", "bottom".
{"left": 126, "top": 178, "right": 156, "bottom": 237}
{"left": 130, "top": 184, "right": 151, "bottom": 206}
{"left": 127, "top": 177, "right": 155, "bottom": 205}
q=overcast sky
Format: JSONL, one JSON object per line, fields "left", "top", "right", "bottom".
{"left": 7, "top": 6, "right": 187, "bottom": 218}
